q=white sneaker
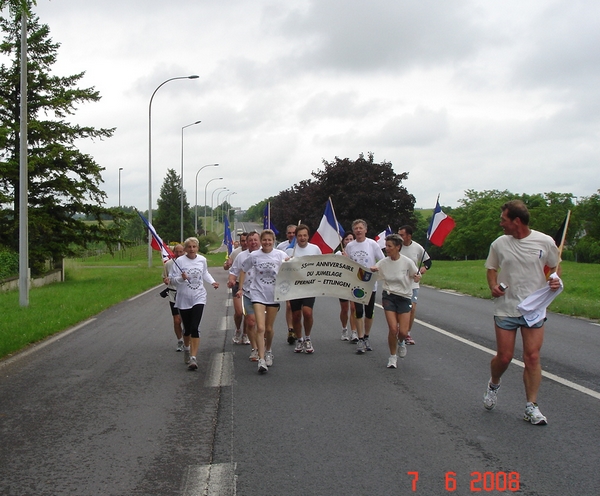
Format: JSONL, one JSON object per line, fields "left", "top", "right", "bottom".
{"left": 188, "top": 356, "right": 198, "bottom": 371}
{"left": 265, "top": 351, "right": 274, "bottom": 367}
{"left": 483, "top": 381, "right": 500, "bottom": 410}
{"left": 303, "top": 339, "right": 314, "bottom": 354}
{"left": 524, "top": 403, "right": 547, "bottom": 425}
{"left": 176, "top": 339, "right": 184, "bottom": 352}
{"left": 398, "top": 341, "right": 407, "bottom": 358}
{"left": 258, "top": 358, "right": 268, "bottom": 373}
{"left": 350, "top": 331, "right": 359, "bottom": 343}
{"left": 294, "top": 339, "right": 304, "bottom": 353}
{"left": 249, "top": 349, "right": 259, "bottom": 361}
{"left": 387, "top": 355, "right": 398, "bottom": 368}
{"left": 341, "top": 329, "right": 349, "bottom": 341}
{"left": 232, "top": 329, "right": 242, "bottom": 344}
{"left": 242, "top": 334, "right": 251, "bottom": 345}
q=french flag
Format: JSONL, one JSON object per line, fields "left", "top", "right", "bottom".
{"left": 375, "top": 226, "right": 392, "bottom": 248}
{"left": 311, "top": 199, "right": 345, "bottom": 254}
{"left": 427, "top": 199, "right": 456, "bottom": 247}
{"left": 137, "top": 210, "right": 175, "bottom": 263}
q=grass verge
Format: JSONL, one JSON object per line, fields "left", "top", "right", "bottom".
{"left": 0, "top": 247, "right": 227, "bottom": 360}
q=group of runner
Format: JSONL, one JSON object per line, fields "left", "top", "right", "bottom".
{"left": 223, "top": 219, "right": 432, "bottom": 373}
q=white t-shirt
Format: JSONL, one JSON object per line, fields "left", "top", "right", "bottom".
{"left": 169, "top": 254, "right": 216, "bottom": 310}
{"left": 241, "top": 248, "right": 288, "bottom": 304}
{"left": 400, "top": 240, "right": 430, "bottom": 289}
{"left": 375, "top": 255, "right": 419, "bottom": 299}
{"left": 485, "top": 230, "right": 560, "bottom": 317}
{"left": 230, "top": 249, "right": 253, "bottom": 297}
{"left": 345, "top": 238, "right": 384, "bottom": 291}
{"left": 286, "top": 242, "right": 322, "bottom": 257}
{"left": 277, "top": 240, "right": 291, "bottom": 251}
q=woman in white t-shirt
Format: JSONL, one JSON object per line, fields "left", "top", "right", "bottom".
{"left": 336, "top": 231, "right": 357, "bottom": 341}
{"left": 237, "top": 229, "right": 288, "bottom": 374}
{"left": 371, "top": 234, "right": 420, "bottom": 369}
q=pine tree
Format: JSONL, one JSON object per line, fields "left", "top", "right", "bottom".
{"left": 0, "top": 7, "right": 125, "bottom": 274}
{"left": 155, "top": 168, "right": 194, "bottom": 243}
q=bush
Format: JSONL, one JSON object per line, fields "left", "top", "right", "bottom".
{"left": 0, "top": 247, "right": 19, "bottom": 280}
{"left": 198, "top": 233, "right": 219, "bottom": 254}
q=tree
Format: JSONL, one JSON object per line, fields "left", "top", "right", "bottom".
{"left": 269, "top": 153, "right": 416, "bottom": 238}
{"left": 0, "top": 7, "right": 124, "bottom": 274}
{"left": 154, "top": 168, "right": 193, "bottom": 243}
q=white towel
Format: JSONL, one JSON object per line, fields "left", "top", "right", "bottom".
{"left": 517, "top": 273, "right": 563, "bottom": 326}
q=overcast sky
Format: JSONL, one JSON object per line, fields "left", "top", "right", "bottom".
{"left": 17, "top": 0, "right": 600, "bottom": 212}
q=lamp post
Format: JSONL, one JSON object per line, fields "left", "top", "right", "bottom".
{"left": 180, "top": 120, "right": 201, "bottom": 242}
{"left": 203, "top": 177, "right": 223, "bottom": 235}
{"left": 216, "top": 188, "right": 229, "bottom": 227}
{"left": 195, "top": 164, "right": 219, "bottom": 234}
{"left": 211, "top": 186, "right": 227, "bottom": 234}
{"left": 225, "top": 191, "right": 237, "bottom": 226}
{"left": 118, "top": 167, "right": 123, "bottom": 251}
{"left": 148, "top": 74, "right": 199, "bottom": 268}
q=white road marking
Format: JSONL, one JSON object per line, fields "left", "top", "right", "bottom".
{"left": 205, "top": 352, "right": 234, "bottom": 388}
{"left": 129, "top": 284, "right": 163, "bottom": 301}
{"left": 375, "top": 303, "right": 600, "bottom": 400}
{"left": 182, "top": 463, "right": 237, "bottom": 496}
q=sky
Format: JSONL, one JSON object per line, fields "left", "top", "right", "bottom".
{"left": 10, "top": 0, "right": 600, "bottom": 213}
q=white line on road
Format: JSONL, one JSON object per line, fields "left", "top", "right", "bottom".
{"left": 205, "top": 352, "right": 234, "bottom": 388}
{"left": 375, "top": 303, "right": 600, "bottom": 401}
{"left": 182, "top": 463, "right": 237, "bottom": 496}
{"left": 128, "top": 284, "right": 163, "bottom": 301}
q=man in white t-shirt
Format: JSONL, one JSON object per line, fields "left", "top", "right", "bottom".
{"left": 224, "top": 233, "right": 248, "bottom": 344}
{"left": 344, "top": 219, "right": 384, "bottom": 354}
{"left": 483, "top": 200, "right": 561, "bottom": 425}
{"left": 286, "top": 224, "right": 322, "bottom": 353}
{"left": 398, "top": 225, "right": 431, "bottom": 345}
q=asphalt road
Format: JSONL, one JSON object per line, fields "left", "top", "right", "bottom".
{"left": 1, "top": 268, "right": 599, "bottom": 495}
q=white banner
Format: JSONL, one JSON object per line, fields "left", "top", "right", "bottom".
{"left": 275, "top": 255, "right": 377, "bottom": 304}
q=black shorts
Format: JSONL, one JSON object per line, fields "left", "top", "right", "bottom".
{"left": 169, "top": 301, "right": 179, "bottom": 316}
{"left": 290, "top": 297, "right": 316, "bottom": 312}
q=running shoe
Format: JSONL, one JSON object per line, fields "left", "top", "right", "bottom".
{"left": 242, "top": 334, "right": 251, "bottom": 345}
{"left": 350, "top": 331, "right": 359, "bottom": 343}
{"left": 184, "top": 348, "right": 191, "bottom": 364}
{"left": 341, "top": 329, "right": 349, "bottom": 341}
{"left": 188, "top": 356, "right": 198, "bottom": 371}
{"left": 387, "top": 355, "right": 398, "bottom": 369}
{"left": 249, "top": 349, "right": 259, "bottom": 362}
{"left": 364, "top": 336, "right": 372, "bottom": 351}
{"left": 232, "top": 329, "right": 242, "bottom": 344}
{"left": 483, "top": 381, "right": 500, "bottom": 410}
{"left": 398, "top": 341, "right": 407, "bottom": 358}
{"left": 523, "top": 403, "right": 547, "bottom": 425}
{"left": 287, "top": 329, "right": 296, "bottom": 345}
{"left": 303, "top": 339, "right": 314, "bottom": 354}
{"left": 265, "top": 351, "right": 274, "bottom": 367}
{"left": 176, "top": 339, "right": 184, "bottom": 352}
{"left": 356, "top": 339, "right": 366, "bottom": 354}
{"left": 405, "top": 334, "right": 415, "bottom": 345}
{"left": 258, "top": 358, "right": 268, "bottom": 373}
{"left": 294, "top": 339, "right": 304, "bottom": 353}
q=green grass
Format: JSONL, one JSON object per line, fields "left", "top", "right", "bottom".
{"left": 0, "top": 247, "right": 227, "bottom": 360}
{"left": 424, "top": 260, "right": 600, "bottom": 320}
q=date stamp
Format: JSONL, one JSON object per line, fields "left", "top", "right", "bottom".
{"left": 407, "top": 471, "right": 520, "bottom": 492}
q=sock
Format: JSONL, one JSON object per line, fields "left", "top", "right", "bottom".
{"left": 489, "top": 381, "right": 500, "bottom": 390}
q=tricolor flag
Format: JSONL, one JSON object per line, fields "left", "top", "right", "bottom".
{"left": 223, "top": 214, "right": 234, "bottom": 255}
{"left": 137, "top": 210, "right": 175, "bottom": 263}
{"left": 427, "top": 199, "right": 456, "bottom": 247}
{"left": 311, "top": 198, "right": 345, "bottom": 254}
{"left": 263, "top": 203, "right": 279, "bottom": 236}
{"left": 375, "top": 226, "right": 393, "bottom": 248}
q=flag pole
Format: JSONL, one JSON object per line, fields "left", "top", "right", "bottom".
{"left": 557, "top": 210, "right": 571, "bottom": 258}
{"left": 419, "top": 194, "right": 440, "bottom": 268}
{"left": 291, "top": 219, "right": 302, "bottom": 258}
{"left": 328, "top": 197, "right": 344, "bottom": 253}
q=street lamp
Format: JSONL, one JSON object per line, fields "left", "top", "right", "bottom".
{"left": 180, "top": 120, "right": 201, "bottom": 241}
{"left": 148, "top": 74, "right": 199, "bottom": 268}
{"left": 204, "top": 177, "right": 223, "bottom": 235}
{"left": 118, "top": 167, "right": 123, "bottom": 251}
{"left": 211, "top": 186, "right": 227, "bottom": 233}
{"left": 118, "top": 167, "right": 123, "bottom": 208}
{"left": 216, "top": 188, "right": 229, "bottom": 226}
{"left": 225, "top": 191, "right": 237, "bottom": 226}
{"left": 195, "top": 164, "right": 219, "bottom": 233}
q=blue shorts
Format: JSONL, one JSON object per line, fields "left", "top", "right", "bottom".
{"left": 382, "top": 291, "right": 412, "bottom": 314}
{"left": 494, "top": 315, "right": 546, "bottom": 330}
{"left": 411, "top": 288, "right": 419, "bottom": 304}
{"left": 243, "top": 295, "right": 254, "bottom": 315}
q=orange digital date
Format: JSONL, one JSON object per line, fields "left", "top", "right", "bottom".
{"left": 407, "top": 471, "right": 520, "bottom": 492}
